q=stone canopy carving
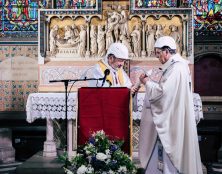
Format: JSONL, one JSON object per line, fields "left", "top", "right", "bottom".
{"left": 38, "top": 8, "right": 193, "bottom": 63}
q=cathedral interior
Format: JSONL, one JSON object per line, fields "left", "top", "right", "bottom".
{"left": 0, "top": 0, "right": 222, "bottom": 173}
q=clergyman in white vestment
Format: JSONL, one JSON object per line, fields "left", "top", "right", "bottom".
{"left": 138, "top": 36, "right": 203, "bottom": 174}
{"left": 89, "top": 43, "right": 132, "bottom": 88}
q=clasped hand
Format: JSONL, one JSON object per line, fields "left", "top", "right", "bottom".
{"left": 131, "top": 73, "right": 149, "bottom": 94}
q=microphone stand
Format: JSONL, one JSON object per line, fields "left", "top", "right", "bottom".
{"left": 49, "top": 77, "right": 103, "bottom": 167}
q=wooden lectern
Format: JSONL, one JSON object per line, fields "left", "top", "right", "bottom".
{"left": 77, "top": 87, "right": 132, "bottom": 155}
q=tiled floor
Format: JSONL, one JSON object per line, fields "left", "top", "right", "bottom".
{"left": 16, "top": 152, "right": 64, "bottom": 174}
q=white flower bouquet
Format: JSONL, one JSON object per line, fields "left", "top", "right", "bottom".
{"left": 60, "top": 130, "right": 138, "bottom": 174}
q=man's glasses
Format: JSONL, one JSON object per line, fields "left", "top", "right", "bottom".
{"left": 113, "top": 55, "right": 126, "bottom": 63}
{"left": 115, "top": 58, "right": 126, "bottom": 62}
{"left": 155, "top": 50, "right": 163, "bottom": 56}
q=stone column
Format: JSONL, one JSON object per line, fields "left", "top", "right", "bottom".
{"left": 0, "top": 128, "right": 15, "bottom": 163}
{"left": 85, "top": 21, "right": 91, "bottom": 58}
{"left": 182, "top": 19, "right": 187, "bottom": 57}
{"left": 141, "top": 21, "right": 146, "bottom": 58}
{"left": 43, "top": 17, "right": 50, "bottom": 58}
{"left": 68, "top": 120, "right": 77, "bottom": 157}
{"left": 46, "top": 20, "right": 49, "bottom": 54}
{"left": 43, "top": 118, "right": 57, "bottom": 157}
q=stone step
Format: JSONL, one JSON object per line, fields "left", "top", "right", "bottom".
{"left": 0, "top": 162, "right": 22, "bottom": 174}
{"left": 0, "top": 167, "right": 16, "bottom": 173}
{"left": 0, "top": 162, "right": 22, "bottom": 168}
{"left": 16, "top": 152, "right": 64, "bottom": 174}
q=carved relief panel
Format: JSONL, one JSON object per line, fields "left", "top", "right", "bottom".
{"left": 37, "top": 1, "right": 193, "bottom": 92}
{"left": 38, "top": 6, "right": 193, "bottom": 63}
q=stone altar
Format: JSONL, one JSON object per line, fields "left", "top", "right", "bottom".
{"left": 35, "top": 0, "right": 195, "bottom": 159}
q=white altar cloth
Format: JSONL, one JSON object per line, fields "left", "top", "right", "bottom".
{"left": 133, "top": 92, "right": 204, "bottom": 122}
{"left": 26, "top": 93, "right": 77, "bottom": 123}
{"left": 26, "top": 92, "right": 203, "bottom": 123}
{"left": 25, "top": 92, "right": 203, "bottom": 157}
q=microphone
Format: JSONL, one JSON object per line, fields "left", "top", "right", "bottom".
{"left": 101, "top": 69, "right": 110, "bottom": 87}
{"left": 106, "top": 80, "right": 112, "bottom": 87}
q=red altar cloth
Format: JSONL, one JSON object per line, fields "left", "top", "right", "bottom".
{"left": 77, "top": 87, "right": 132, "bottom": 155}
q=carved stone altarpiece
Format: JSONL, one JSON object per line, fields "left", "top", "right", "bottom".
{"left": 37, "top": 1, "right": 194, "bottom": 157}
{"left": 38, "top": 5, "right": 193, "bottom": 89}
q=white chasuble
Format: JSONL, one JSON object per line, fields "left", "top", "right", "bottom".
{"left": 139, "top": 54, "right": 203, "bottom": 174}
{"left": 89, "top": 60, "right": 132, "bottom": 88}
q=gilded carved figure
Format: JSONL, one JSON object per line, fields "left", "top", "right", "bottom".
{"left": 120, "top": 34, "right": 133, "bottom": 55}
{"left": 78, "top": 25, "right": 87, "bottom": 57}
{"left": 90, "top": 25, "right": 98, "bottom": 56}
{"left": 105, "top": 17, "right": 116, "bottom": 50}
{"left": 97, "top": 25, "right": 106, "bottom": 57}
{"left": 71, "top": 24, "right": 80, "bottom": 38}
{"left": 119, "top": 10, "right": 129, "bottom": 38}
{"left": 169, "top": 25, "right": 181, "bottom": 54}
{"left": 131, "top": 24, "right": 141, "bottom": 57}
{"left": 155, "top": 24, "right": 165, "bottom": 39}
{"left": 49, "top": 25, "right": 59, "bottom": 55}
{"left": 111, "top": 11, "right": 122, "bottom": 42}
{"left": 64, "top": 25, "right": 74, "bottom": 41}
{"left": 146, "top": 24, "right": 156, "bottom": 57}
